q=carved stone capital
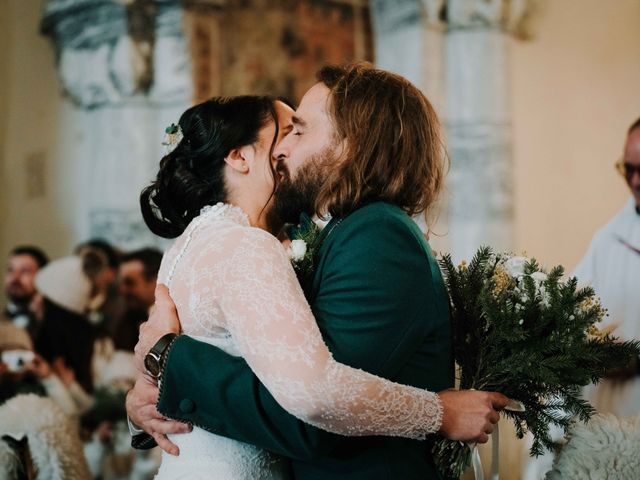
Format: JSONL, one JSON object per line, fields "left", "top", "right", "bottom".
{"left": 41, "top": 0, "right": 190, "bottom": 109}
{"left": 421, "top": 0, "right": 537, "bottom": 37}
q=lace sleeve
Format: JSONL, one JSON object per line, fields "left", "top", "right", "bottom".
{"left": 204, "top": 226, "right": 443, "bottom": 439}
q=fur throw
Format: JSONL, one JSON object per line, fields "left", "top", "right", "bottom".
{"left": 546, "top": 413, "right": 640, "bottom": 479}
{"left": 0, "top": 394, "right": 91, "bottom": 480}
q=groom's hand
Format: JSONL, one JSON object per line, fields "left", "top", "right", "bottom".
{"left": 126, "top": 376, "right": 192, "bottom": 455}
{"left": 437, "top": 389, "right": 509, "bottom": 444}
{"left": 134, "top": 285, "right": 181, "bottom": 373}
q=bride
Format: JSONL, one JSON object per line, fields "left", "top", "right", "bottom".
{"left": 139, "top": 95, "right": 497, "bottom": 479}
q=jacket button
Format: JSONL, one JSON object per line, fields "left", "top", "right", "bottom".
{"left": 179, "top": 398, "right": 195, "bottom": 414}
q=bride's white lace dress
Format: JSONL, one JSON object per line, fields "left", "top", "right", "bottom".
{"left": 154, "top": 203, "right": 444, "bottom": 479}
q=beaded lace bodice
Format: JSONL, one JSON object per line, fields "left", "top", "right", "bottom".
{"left": 157, "top": 203, "right": 444, "bottom": 439}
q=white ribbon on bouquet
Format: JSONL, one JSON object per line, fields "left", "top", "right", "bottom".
{"left": 471, "top": 400, "right": 525, "bottom": 480}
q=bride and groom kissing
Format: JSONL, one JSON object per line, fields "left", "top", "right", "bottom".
{"left": 126, "top": 62, "right": 509, "bottom": 479}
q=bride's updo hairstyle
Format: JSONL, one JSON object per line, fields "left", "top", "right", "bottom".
{"left": 141, "top": 96, "right": 279, "bottom": 239}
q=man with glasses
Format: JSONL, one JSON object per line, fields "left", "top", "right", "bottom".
{"left": 573, "top": 117, "right": 640, "bottom": 417}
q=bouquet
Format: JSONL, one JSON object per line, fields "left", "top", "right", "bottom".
{"left": 433, "top": 247, "right": 640, "bottom": 478}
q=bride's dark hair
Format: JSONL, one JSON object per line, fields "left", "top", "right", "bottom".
{"left": 141, "top": 96, "right": 282, "bottom": 239}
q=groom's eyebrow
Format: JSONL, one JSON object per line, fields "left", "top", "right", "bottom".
{"left": 291, "top": 115, "right": 307, "bottom": 127}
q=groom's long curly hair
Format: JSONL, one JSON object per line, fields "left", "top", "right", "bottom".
{"left": 315, "top": 62, "right": 447, "bottom": 223}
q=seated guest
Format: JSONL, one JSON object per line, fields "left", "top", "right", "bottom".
{"left": 33, "top": 250, "right": 106, "bottom": 393}
{"left": 0, "top": 323, "right": 94, "bottom": 479}
{"left": 3, "top": 246, "right": 49, "bottom": 339}
{"left": 0, "top": 320, "right": 93, "bottom": 417}
{"left": 75, "top": 239, "right": 123, "bottom": 331}
{"left": 113, "top": 248, "right": 162, "bottom": 351}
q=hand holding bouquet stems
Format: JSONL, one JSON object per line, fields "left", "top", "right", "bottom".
{"left": 433, "top": 247, "right": 640, "bottom": 478}
{"left": 437, "top": 389, "right": 507, "bottom": 444}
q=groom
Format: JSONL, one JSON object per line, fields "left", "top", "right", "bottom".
{"left": 128, "top": 63, "right": 507, "bottom": 479}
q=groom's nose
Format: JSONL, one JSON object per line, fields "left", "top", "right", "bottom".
{"left": 271, "top": 150, "right": 286, "bottom": 170}
{"left": 273, "top": 133, "right": 292, "bottom": 161}
{"left": 273, "top": 144, "right": 285, "bottom": 161}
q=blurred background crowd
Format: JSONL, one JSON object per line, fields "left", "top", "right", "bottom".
{"left": 2, "top": 240, "right": 163, "bottom": 478}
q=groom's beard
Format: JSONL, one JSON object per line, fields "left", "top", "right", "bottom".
{"left": 274, "top": 155, "right": 328, "bottom": 224}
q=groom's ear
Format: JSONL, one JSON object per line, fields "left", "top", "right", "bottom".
{"left": 223, "top": 147, "right": 250, "bottom": 174}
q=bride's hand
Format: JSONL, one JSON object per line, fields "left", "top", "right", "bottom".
{"left": 126, "top": 376, "right": 192, "bottom": 455}
{"left": 134, "top": 285, "right": 181, "bottom": 373}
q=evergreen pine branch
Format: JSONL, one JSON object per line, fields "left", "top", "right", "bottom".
{"left": 432, "top": 247, "right": 640, "bottom": 477}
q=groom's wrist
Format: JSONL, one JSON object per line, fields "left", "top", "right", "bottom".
{"left": 144, "top": 332, "right": 178, "bottom": 380}
{"left": 158, "top": 334, "right": 179, "bottom": 384}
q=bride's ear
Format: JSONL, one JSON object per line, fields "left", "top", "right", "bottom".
{"left": 224, "top": 147, "right": 251, "bottom": 174}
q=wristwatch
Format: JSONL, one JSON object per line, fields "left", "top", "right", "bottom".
{"left": 144, "top": 333, "right": 177, "bottom": 379}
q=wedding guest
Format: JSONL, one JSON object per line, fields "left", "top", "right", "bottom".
{"left": 83, "top": 350, "right": 159, "bottom": 480}
{"left": 574, "top": 117, "right": 640, "bottom": 417}
{"left": 523, "top": 117, "right": 640, "bottom": 480}
{"left": 0, "top": 320, "right": 93, "bottom": 417}
{"left": 34, "top": 251, "right": 103, "bottom": 393}
{"left": 0, "top": 323, "right": 93, "bottom": 480}
{"left": 75, "top": 238, "right": 124, "bottom": 332}
{"left": 3, "top": 246, "right": 49, "bottom": 339}
{"left": 114, "top": 248, "right": 162, "bottom": 351}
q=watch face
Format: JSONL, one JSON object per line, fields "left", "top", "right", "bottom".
{"left": 144, "top": 354, "right": 160, "bottom": 377}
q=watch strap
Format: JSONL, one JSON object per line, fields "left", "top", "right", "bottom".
{"left": 145, "top": 333, "right": 178, "bottom": 379}
{"left": 150, "top": 332, "right": 178, "bottom": 358}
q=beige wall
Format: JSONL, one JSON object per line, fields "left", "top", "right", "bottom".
{"left": 0, "top": 3, "right": 9, "bottom": 254}
{"left": 512, "top": 0, "right": 640, "bottom": 271}
{"left": 492, "top": 1, "right": 640, "bottom": 477}
{"left": 1, "top": 0, "right": 77, "bottom": 281}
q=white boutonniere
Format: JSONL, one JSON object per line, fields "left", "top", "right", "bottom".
{"left": 287, "top": 214, "right": 322, "bottom": 282}
{"left": 288, "top": 239, "right": 308, "bottom": 262}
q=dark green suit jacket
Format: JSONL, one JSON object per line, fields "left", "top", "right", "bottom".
{"left": 156, "top": 202, "right": 454, "bottom": 479}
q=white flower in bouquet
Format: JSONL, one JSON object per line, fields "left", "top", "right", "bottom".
{"left": 504, "top": 255, "right": 528, "bottom": 278}
{"left": 288, "top": 239, "right": 307, "bottom": 262}
{"left": 530, "top": 271, "right": 548, "bottom": 285}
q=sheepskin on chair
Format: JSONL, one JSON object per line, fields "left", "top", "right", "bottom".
{"left": 0, "top": 393, "right": 91, "bottom": 480}
{"left": 0, "top": 435, "right": 22, "bottom": 479}
{"left": 546, "top": 413, "right": 640, "bottom": 480}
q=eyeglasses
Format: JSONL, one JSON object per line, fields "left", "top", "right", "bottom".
{"left": 615, "top": 160, "right": 640, "bottom": 178}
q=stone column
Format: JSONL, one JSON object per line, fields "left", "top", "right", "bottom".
{"left": 370, "top": 0, "right": 446, "bottom": 249}
{"left": 41, "top": 0, "right": 193, "bottom": 249}
{"left": 440, "top": 0, "right": 532, "bottom": 262}
{"left": 371, "top": 0, "right": 445, "bottom": 110}
{"left": 372, "top": 0, "right": 533, "bottom": 261}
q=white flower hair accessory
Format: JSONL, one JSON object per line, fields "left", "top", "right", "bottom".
{"left": 162, "top": 123, "right": 183, "bottom": 154}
